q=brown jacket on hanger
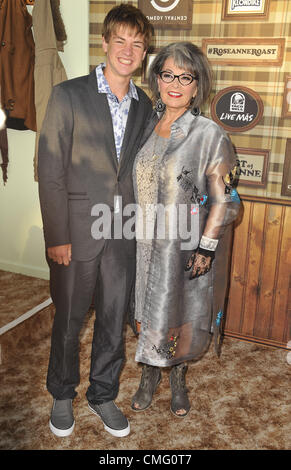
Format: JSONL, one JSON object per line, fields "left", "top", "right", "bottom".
{"left": 32, "top": 0, "right": 67, "bottom": 180}
{"left": 0, "top": 0, "right": 36, "bottom": 131}
{"left": 0, "top": 88, "right": 8, "bottom": 184}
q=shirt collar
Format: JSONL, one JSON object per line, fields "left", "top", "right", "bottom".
{"left": 157, "top": 109, "right": 197, "bottom": 137}
{"left": 172, "top": 110, "right": 196, "bottom": 136}
{"left": 95, "top": 63, "right": 139, "bottom": 101}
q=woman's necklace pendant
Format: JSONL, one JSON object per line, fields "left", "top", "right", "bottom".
{"left": 152, "top": 153, "right": 160, "bottom": 161}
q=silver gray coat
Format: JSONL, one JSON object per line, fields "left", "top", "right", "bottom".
{"left": 135, "top": 109, "right": 241, "bottom": 366}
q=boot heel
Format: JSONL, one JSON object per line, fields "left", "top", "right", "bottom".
{"left": 131, "top": 364, "right": 161, "bottom": 411}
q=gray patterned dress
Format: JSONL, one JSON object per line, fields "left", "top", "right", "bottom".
{"left": 133, "top": 131, "right": 169, "bottom": 323}
{"left": 132, "top": 110, "right": 240, "bottom": 367}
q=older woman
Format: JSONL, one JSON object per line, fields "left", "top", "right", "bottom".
{"left": 132, "top": 42, "right": 240, "bottom": 417}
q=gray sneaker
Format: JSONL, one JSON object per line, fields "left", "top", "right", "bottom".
{"left": 88, "top": 400, "right": 130, "bottom": 437}
{"left": 49, "top": 399, "right": 75, "bottom": 437}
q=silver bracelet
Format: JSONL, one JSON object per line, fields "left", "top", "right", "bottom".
{"left": 199, "top": 235, "right": 218, "bottom": 251}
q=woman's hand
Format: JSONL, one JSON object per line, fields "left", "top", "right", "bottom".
{"left": 185, "top": 248, "right": 214, "bottom": 279}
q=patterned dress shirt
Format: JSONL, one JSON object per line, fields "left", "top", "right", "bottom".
{"left": 95, "top": 63, "right": 139, "bottom": 161}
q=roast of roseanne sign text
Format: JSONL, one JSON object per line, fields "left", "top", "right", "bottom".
{"left": 202, "top": 38, "right": 285, "bottom": 66}
{"left": 235, "top": 149, "right": 269, "bottom": 187}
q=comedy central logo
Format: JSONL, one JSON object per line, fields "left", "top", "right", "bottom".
{"left": 139, "top": 0, "right": 192, "bottom": 29}
{"left": 150, "top": 0, "right": 181, "bottom": 12}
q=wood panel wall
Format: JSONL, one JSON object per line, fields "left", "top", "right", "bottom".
{"left": 225, "top": 197, "right": 291, "bottom": 349}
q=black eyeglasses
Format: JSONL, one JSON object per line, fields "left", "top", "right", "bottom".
{"left": 159, "top": 71, "right": 198, "bottom": 86}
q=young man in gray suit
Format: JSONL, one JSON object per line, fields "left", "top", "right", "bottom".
{"left": 38, "top": 4, "right": 153, "bottom": 438}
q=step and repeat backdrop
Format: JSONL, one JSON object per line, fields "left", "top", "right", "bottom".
{"left": 89, "top": 0, "right": 291, "bottom": 201}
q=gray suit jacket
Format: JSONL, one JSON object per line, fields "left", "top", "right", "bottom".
{"left": 38, "top": 68, "right": 153, "bottom": 261}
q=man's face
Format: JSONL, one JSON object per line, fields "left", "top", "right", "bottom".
{"left": 102, "top": 26, "right": 147, "bottom": 80}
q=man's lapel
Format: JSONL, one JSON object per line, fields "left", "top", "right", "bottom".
{"left": 118, "top": 97, "right": 156, "bottom": 172}
{"left": 138, "top": 109, "right": 158, "bottom": 149}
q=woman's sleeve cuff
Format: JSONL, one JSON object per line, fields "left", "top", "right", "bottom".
{"left": 199, "top": 235, "right": 218, "bottom": 251}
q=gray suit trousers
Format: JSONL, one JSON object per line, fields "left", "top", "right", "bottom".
{"left": 46, "top": 239, "right": 135, "bottom": 403}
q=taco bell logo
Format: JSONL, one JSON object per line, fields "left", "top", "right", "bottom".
{"left": 230, "top": 92, "right": 245, "bottom": 113}
{"left": 150, "top": 0, "right": 181, "bottom": 12}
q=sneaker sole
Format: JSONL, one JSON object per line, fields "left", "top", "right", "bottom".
{"left": 88, "top": 404, "right": 130, "bottom": 438}
{"left": 49, "top": 419, "right": 75, "bottom": 437}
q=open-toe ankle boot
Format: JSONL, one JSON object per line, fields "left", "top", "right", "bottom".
{"left": 131, "top": 364, "right": 161, "bottom": 411}
{"left": 169, "top": 363, "right": 190, "bottom": 417}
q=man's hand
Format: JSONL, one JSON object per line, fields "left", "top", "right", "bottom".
{"left": 47, "top": 244, "right": 72, "bottom": 266}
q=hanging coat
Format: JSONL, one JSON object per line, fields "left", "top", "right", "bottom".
{"left": 0, "top": 90, "right": 8, "bottom": 184}
{"left": 134, "top": 109, "right": 241, "bottom": 367}
{"left": 32, "top": 0, "right": 67, "bottom": 180}
{"left": 0, "top": 0, "right": 36, "bottom": 131}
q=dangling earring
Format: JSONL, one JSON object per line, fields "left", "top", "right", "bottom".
{"left": 155, "top": 96, "right": 166, "bottom": 113}
{"left": 189, "top": 94, "right": 201, "bottom": 116}
{"left": 191, "top": 107, "right": 201, "bottom": 116}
